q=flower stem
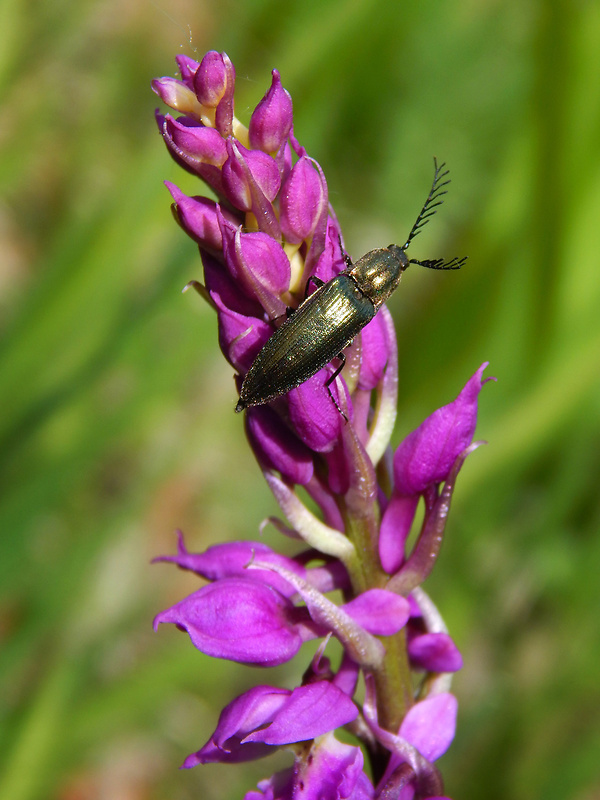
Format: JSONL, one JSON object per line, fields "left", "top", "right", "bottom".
{"left": 343, "top": 505, "right": 413, "bottom": 732}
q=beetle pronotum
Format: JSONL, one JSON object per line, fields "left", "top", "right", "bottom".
{"left": 235, "top": 159, "right": 466, "bottom": 413}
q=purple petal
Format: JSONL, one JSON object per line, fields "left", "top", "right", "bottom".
{"left": 244, "top": 769, "right": 294, "bottom": 800}
{"left": 306, "top": 738, "right": 373, "bottom": 800}
{"left": 323, "top": 438, "right": 351, "bottom": 497}
{"left": 342, "top": 589, "right": 410, "bottom": 636}
{"left": 246, "top": 405, "right": 315, "bottom": 485}
{"left": 357, "top": 313, "right": 389, "bottom": 391}
{"left": 294, "top": 737, "right": 372, "bottom": 800}
{"left": 202, "top": 252, "right": 263, "bottom": 318}
{"left": 153, "top": 577, "right": 304, "bottom": 666}
{"left": 280, "top": 156, "right": 328, "bottom": 244}
{"left": 214, "top": 56, "right": 236, "bottom": 138}
{"left": 399, "top": 693, "right": 458, "bottom": 762}
{"left": 230, "top": 229, "right": 291, "bottom": 297}
{"left": 211, "top": 291, "right": 271, "bottom": 372}
{"left": 186, "top": 685, "right": 290, "bottom": 766}
{"left": 388, "top": 445, "right": 484, "bottom": 593}
{"left": 222, "top": 139, "right": 282, "bottom": 210}
{"left": 245, "top": 738, "right": 373, "bottom": 800}
{"left": 309, "top": 217, "right": 346, "bottom": 283}
{"left": 306, "top": 559, "right": 351, "bottom": 594}
{"left": 249, "top": 69, "right": 294, "bottom": 154}
{"left": 378, "top": 494, "right": 419, "bottom": 575}
{"left": 175, "top": 54, "right": 199, "bottom": 87}
{"left": 408, "top": 633, "right": 463, "bottom": 673}
{"left": 250, "top": 561, "right": 385, "bottom": 669}
{"left": 244, "top": 682, "right": 358, "bottom": 745}
{"left": 407, "top": 593, "right": 423, "bottom": 618}
{"left": 220, "top": 224, "right": 289, "bottom": 319}
{"left": 153, "top": 531, "right": 306, "bottom": 598}
{"left": 157, "top": 112, "right": 224, "bottom": 192}
{"left": 164, "top": 115, "right": 227, "bottom": 166}
{"left": 338, "top": 415, "right": 378, "bottom": 518}
{"left": 276, "top": 139, "right": 294, "bottom": 184}
{"left": 332, "top": 656, "right": 360, "bottom": 697}
{"left": 393, "top": 363, "right": 492, "bottom": 495}
{"left": 166, "top": 183, "right": 238, "bottom": 250}
{"left": 193, "top": 50, "right": 232, "bottom": 107}
{"left": 151, "top": 77, "right": 199, "bottom": 115}
{"left": 186, "top": 739, "right": 272, "bottom": 768}
{"left": 287, "top": 371, "right": 344, "bottom": 452}
{"left": 301, "top": 163, "right": 332, "bottom": 274}
{"left": 209, "top": 684, "right": 290, "bottom": 744}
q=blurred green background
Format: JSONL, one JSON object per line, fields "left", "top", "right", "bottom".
{"left": 1, "top": 0, "right": 599, "bottom": 798}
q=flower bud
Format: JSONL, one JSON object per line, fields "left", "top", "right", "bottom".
{"left": 165, "top": 183, "right": 237, "bottom": 251}
{"left": 246, "top": 406, "right": 315, "bottom": 485}
{"left": 222, "top": 139, "right": 281, "bottom": 211}
{"left": 164, "top": 116, "right": 227, "bottom": 167}
{"left": 393, "top": 362, "right": 492, "bottom": 496}
{"left": 175, "top": 54, "right": 200, "bottom": 87}
{"left": 151, "top": 77, "right": 200, "bottom": 116}
{"left": 220, "top": 225, "right": 289, "bottom": 320}
{"left": 249, "top": 69, "right": 293, "bottom": 153}
{"left": 287, "top": 372, "right": 344, "bottom": 452}
{"left": 210, "top": 290, "right": 271, "bottom": 372}
{"left": 193, "top": 50, "right": 233, "bottom": 106}
{"left": 280, "top": 156, "right": 328, "bottom": 244}
{"left": 356, "top": 313, "right": 389, "bottom": 391}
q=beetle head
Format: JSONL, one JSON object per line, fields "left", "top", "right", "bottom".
{"left": 347, "top": 246, "right": 409, "bottom": 309}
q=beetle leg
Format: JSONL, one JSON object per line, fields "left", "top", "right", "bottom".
{"left": 325, "top": 352, "right": 348, "bottom": 422}
{"left": 283, "top": 276, "right": 324, "bottom": 321}
{"left": 326, "top": 352, "right": 346, "bottom": 386}
{"left": 305, "top": 275, "right": 325, "bottom": 299}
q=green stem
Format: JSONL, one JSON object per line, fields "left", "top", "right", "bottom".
{"left": 343, "top": 505, "right": 413, "bottom": 731}
{"left": 374, "top": 628, "right": 413, "bottom": 732}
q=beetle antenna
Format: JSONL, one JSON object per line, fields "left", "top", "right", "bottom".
{"left": 400, "top": 158, "right": 467, "bottom": 271}
{"left": 402, "top": 157, "right": 450, "bottom": 251}
{"left": 409, "top": 255, "right": 467, "bottom": 271}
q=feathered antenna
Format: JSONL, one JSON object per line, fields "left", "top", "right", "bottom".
{"left": 403, "top": 158, "right": 467, "bottom": 271}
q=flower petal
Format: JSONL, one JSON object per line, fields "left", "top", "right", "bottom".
{"left": 378, "top": 494, "right": 419, "bottom": 575}
{"left": 244, "top": 682, "right": 358, "bottom": 745}
{"left": 400, "top": 693, "right": 458, "bottom": 762}
{"left": 153, "top": 531, "right": 307, "bottom": 598}
{"left": 153, "top": 577, "right": 304, "bottom": 666}
{"left": 393, "top": 363, "right": 492, "bottom": 495}
{"left": 342, "top": 589, "right": 410, "bottom": 636}
{"left": 246, "top": 405, "right": 315, "bottom": 485}
{"left": 408, "top": 633, "right": 463, "bottom": 673}
{"left": 249, "top": 69, "right": 293, "bottom": 154}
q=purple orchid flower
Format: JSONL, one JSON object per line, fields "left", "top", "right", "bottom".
{"left": 184, "top": 682, "right": 358, "bottom": 767}
{"left": 244, "top": 734, "right": 373, "bottom": 800}
{"left": 152, "top": 50, "right": 490, "bottom": 799}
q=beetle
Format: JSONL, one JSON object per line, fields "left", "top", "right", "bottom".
{"left": 235, "top": 158, "right": 466, "bottom": 414}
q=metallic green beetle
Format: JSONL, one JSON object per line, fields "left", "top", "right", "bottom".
{"left": 235, "top": 159, "right": 465, "bottom": 413}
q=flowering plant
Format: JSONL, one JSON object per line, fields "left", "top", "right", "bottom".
{"left": 152, "top": 50, "right": 491, "bottom": 800}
